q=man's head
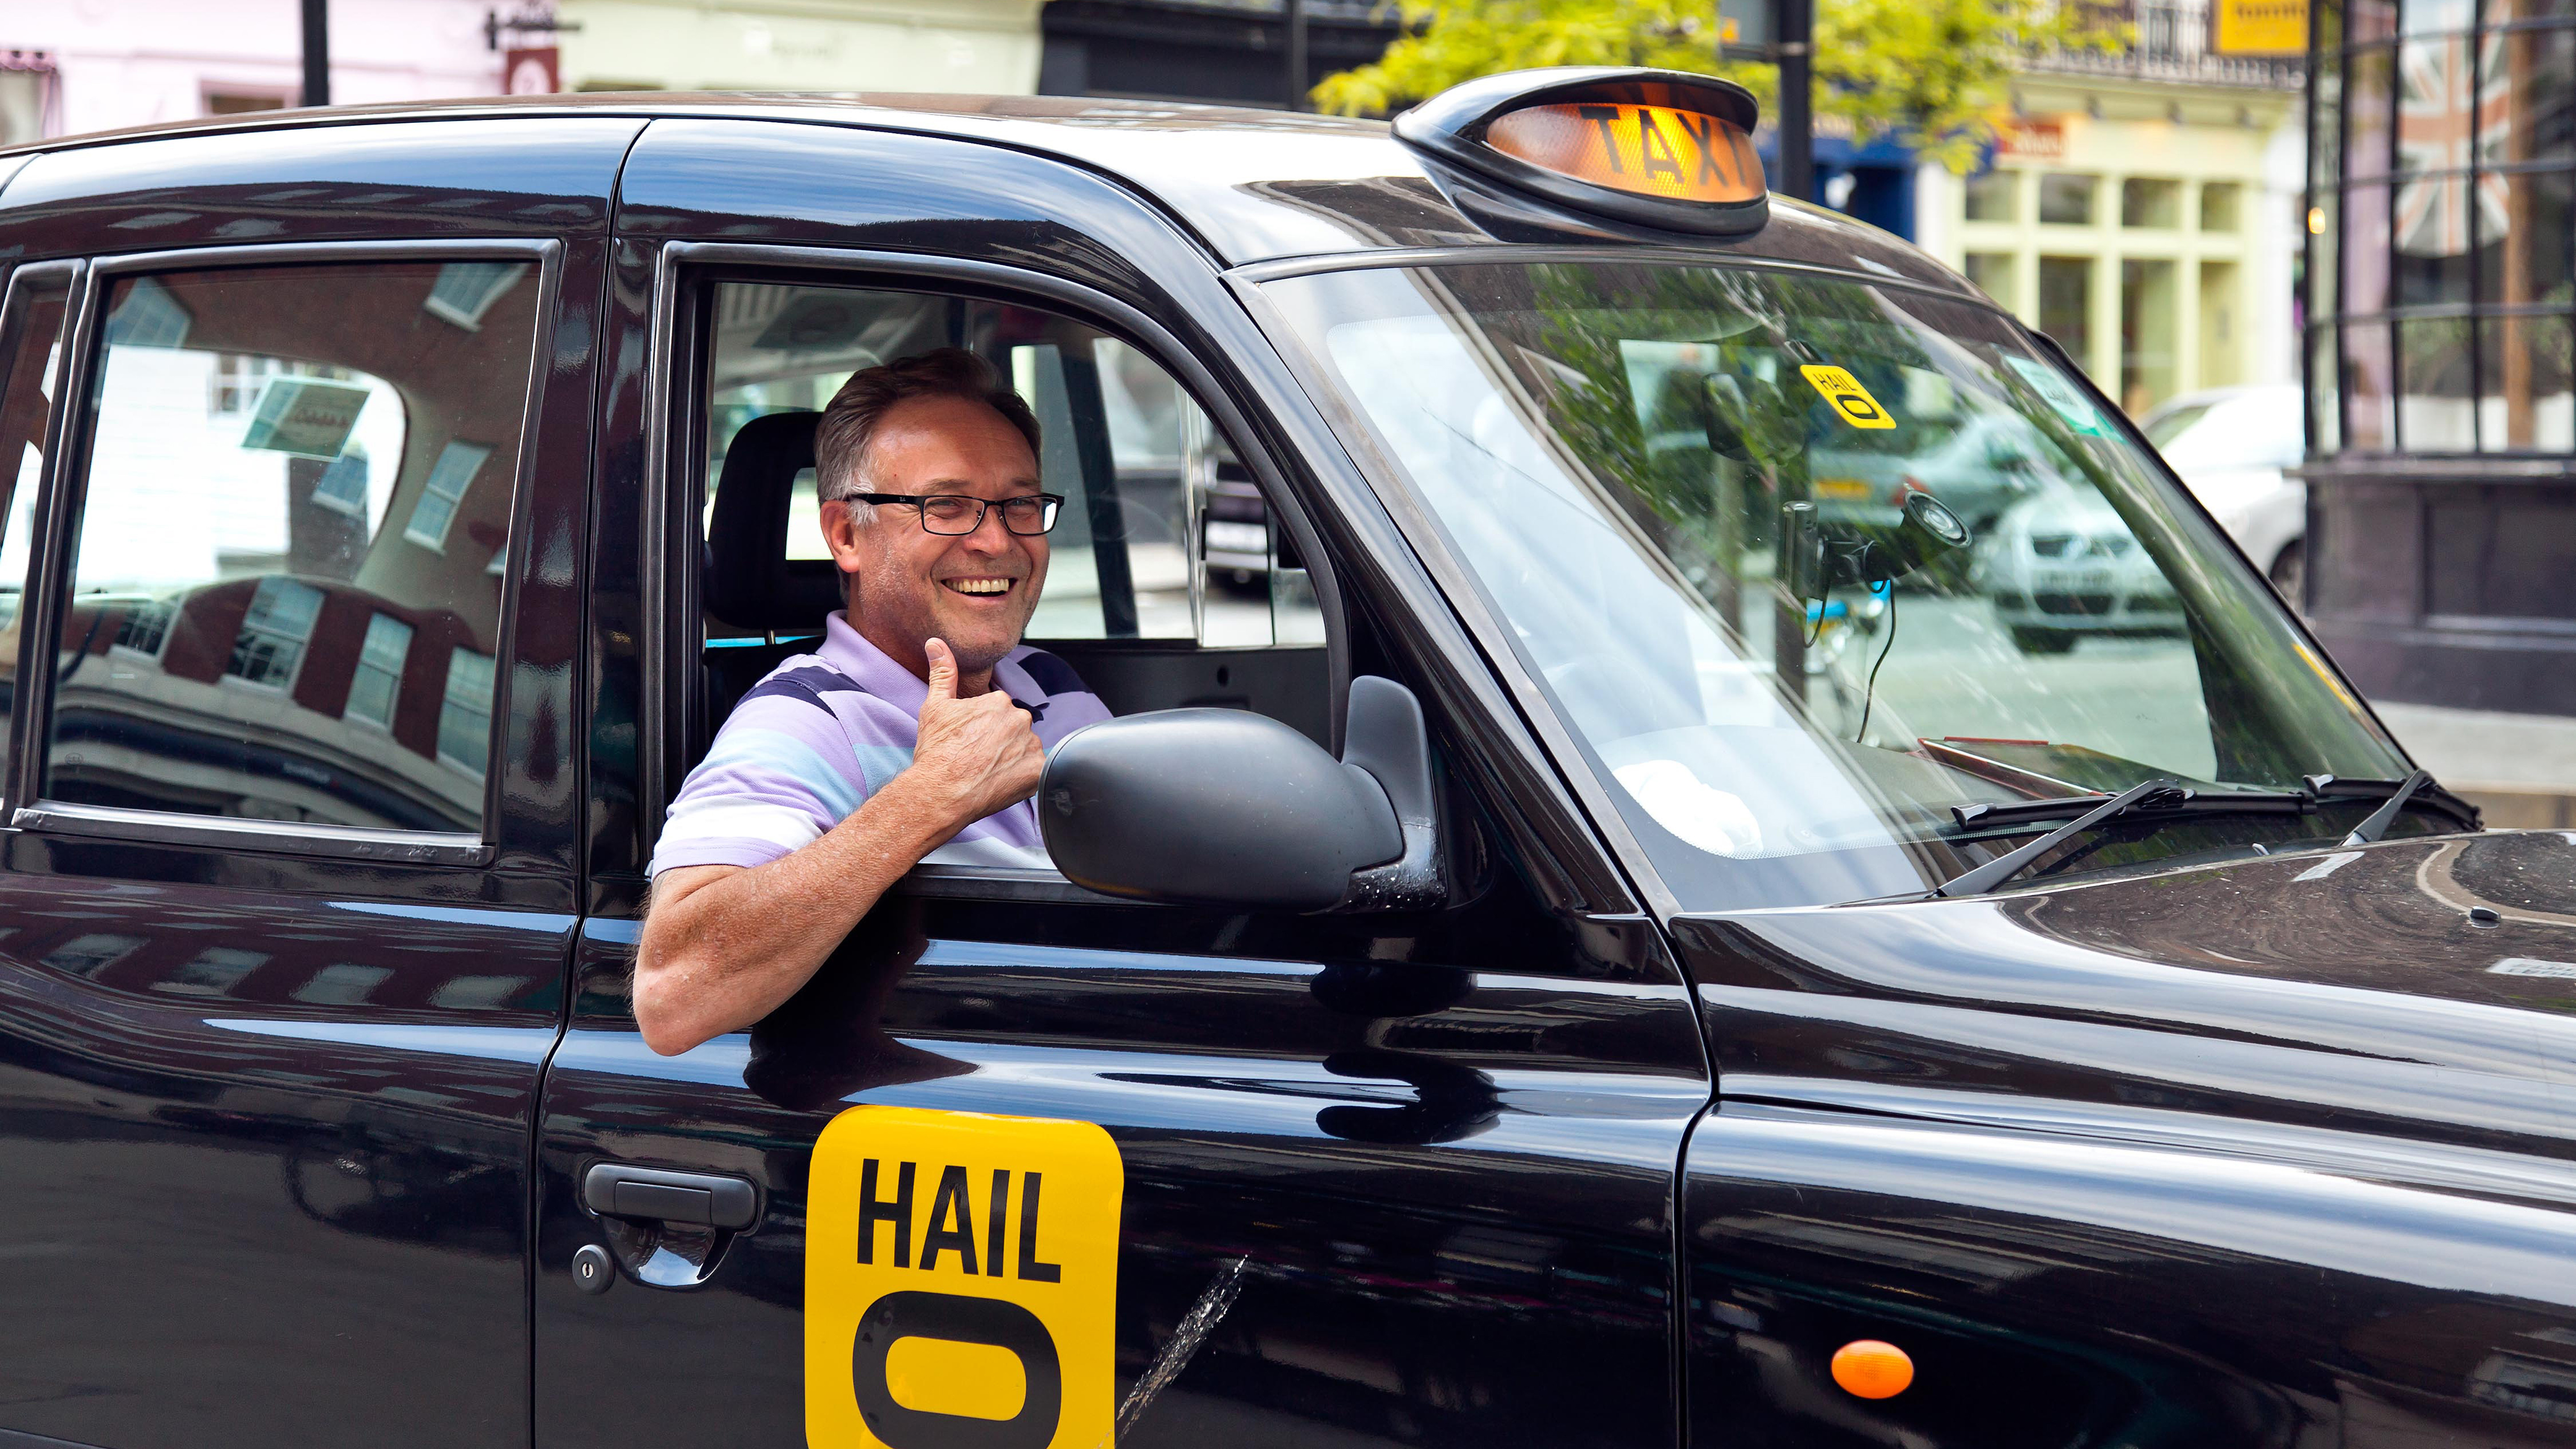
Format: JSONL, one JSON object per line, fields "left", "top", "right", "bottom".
{"left": 815, "top": 347, "right": 1051, "bottom": 683}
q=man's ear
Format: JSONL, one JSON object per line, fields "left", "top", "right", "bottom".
{"left": 819, "top": 497, "right": 870, "bottom": 571}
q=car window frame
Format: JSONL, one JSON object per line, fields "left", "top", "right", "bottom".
{"left": 642, "top": 242, "right": 1351, "bottom": 900}
{"left": 8, "top": 237, "right": 564, "bottom": 868}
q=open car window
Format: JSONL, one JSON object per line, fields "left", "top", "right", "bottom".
{"left": 681, "top": 280, "right": 1336, "bottom": 878}
{"left": 700, "top": 284, "right": 1323, "bottom": 653}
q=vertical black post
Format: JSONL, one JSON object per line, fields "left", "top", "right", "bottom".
{"left": 1285, "top": 0, "right": 1309, "bottom": 111}
{"left": 300, "top": 0, "right": 330, "bottom": 107}
{"left": 1774, "top": 0, "right": 1813, "bottom": 202}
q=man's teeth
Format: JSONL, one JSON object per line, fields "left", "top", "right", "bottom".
{"left": 948, "top": 579, "right": 1013, "bottom": 595}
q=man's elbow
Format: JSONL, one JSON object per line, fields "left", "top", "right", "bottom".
{"left": 632, "top": 972, "right": 717, "bottom": 1057}
{"left": 631, "top": 927, "right": 720, "bottom": 1057}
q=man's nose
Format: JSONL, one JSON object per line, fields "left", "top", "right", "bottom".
{"left": 956, "top": 502, "right": 1017, "bottom": 552}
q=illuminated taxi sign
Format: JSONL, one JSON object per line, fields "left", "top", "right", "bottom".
{"left": 1393, "top": 67, "right": 1770, "bottom": 237}
{"left": 1484, "top": 102, "right": 1764, "bottom": 206}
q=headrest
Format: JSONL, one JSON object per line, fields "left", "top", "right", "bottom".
{"left": 705, "top": 410, "right": 845, "bottom": 632}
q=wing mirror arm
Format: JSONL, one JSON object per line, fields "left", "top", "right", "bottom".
{"left": 1335, "top": 675, "right": 1445, "bottom": 912}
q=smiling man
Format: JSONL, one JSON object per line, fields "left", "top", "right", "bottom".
{"left": 632, "top": 348, "right": 1111, "bottom": 1056}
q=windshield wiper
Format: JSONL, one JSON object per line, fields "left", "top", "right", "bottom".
{"left": 2336, "top": 768, "right": 2431, "bottom": 846}
{"left": 2305, "top": 771, "right": 2480, "bottom": 837}
{"left": 1949, "top": 787, "right": 2309, "bottom": 835}
{"left": 1939, "top": 778, "right": 2205, "bottom": 897}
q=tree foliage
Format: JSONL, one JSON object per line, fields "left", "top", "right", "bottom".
{"left": 1311, "top": 0, "right": 2117, "bottom": 174}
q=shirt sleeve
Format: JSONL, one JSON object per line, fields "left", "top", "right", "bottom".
{"left": 647, "top": 692, "right": 872, "bottom": 877}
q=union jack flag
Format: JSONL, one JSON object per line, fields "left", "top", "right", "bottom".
{"left": 2396, "top": 34, "right": 2511, "bottom": 258}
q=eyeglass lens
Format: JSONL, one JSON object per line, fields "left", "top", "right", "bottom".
{"left": 919, "top": 496, "right": 1059, "bottom": 536}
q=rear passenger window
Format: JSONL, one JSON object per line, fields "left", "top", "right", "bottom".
{"left": 42, "top": 260, "right": 539, "bottom": 834}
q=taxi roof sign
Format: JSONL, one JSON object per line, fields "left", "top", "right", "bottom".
{"left": 1394, "top": 68, "right": 1770, "bottom": 237}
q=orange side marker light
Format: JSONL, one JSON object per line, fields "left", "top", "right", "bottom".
{"left": 1830, "top": 1339, "right": 1914, "bottom": 1399}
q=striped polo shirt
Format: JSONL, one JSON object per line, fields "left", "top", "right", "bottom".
{"left": 649, "top": 611, "right": 1112, "bottom": 876}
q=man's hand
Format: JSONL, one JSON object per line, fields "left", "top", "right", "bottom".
{"left": 903, "top": 636, "right": 1044, "bottom": 836}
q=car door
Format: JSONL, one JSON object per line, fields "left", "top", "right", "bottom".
{"left": 537, "top": 119, "right": 1711, "bottom": 1449}
{"left": 0, "top": 119, "right": 632, "bottom": 1449}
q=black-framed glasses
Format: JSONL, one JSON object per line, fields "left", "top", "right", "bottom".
{"left": 851, "top": 492, "right": 1064, "bottom": 536}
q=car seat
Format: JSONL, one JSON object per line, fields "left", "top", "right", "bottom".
{"left": 703, "top": 410, "right": 843, "bottom": 728}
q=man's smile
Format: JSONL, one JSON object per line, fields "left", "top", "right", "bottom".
{"left": 942, "top": 576, "right": 1018, "bottom": 597}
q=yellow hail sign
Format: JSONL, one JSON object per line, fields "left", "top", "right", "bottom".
{"left": 806, "top": 1106, "right": 1125, "bottom": 1449}
{"left": 1801, "top": 365, "right": 1897, "bottom": 430}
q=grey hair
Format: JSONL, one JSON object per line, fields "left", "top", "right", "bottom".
{"left": 812, "top": 347, "right": 1043, "bottom": 517}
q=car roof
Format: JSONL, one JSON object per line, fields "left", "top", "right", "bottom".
{"left": 0, "top": 91, "right": 1990, "bottom": 288}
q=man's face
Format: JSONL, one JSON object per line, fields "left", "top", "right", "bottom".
{"left": 822, "top": 392, "right": 1050, "bottom": 678}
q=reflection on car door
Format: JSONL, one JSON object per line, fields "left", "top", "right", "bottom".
{"left": 0, "top": 118, "right": 627, "bottom": 1449}
{"left": 539, "top": 837, "right": 1708, "bottom": 1448}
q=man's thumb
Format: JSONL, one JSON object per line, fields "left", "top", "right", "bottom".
{"left": 923, "top": 637, "right": 957, "bottom": 703}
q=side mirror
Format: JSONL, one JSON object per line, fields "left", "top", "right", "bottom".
{"left": 1039, "top": 676, "right": 1444, "bottom": 912}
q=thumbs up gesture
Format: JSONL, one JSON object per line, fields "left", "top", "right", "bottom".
{"left": 906, "top": 637, "right": 1046, "bottom": 830}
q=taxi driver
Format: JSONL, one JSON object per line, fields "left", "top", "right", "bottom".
{"left": 633, "top": 348, "right": 1110, "bottom": 1056}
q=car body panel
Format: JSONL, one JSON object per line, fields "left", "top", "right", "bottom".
{"left": 1677, "top": 832, "right": 2576, "bottom": 1449}
{"left": 0, "top": 869, "right": 573, "bottom": 1449}
{"left": 0, "top": 93, "right": 1991, "bottom": 288}
{"left": 538, "top": 896, "right": 1710, "bottom": 1449}
{"left": 0, "top": 115, "right": 610, "bottom": 1449}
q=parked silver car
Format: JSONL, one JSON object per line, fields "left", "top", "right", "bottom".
{"left": 1974, "top": 483, "right": 2186, "bottom": 652}
{"left": 2139, "top": 384, "right": 2306, "bottom": 601}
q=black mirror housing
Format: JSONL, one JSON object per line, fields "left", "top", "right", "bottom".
{"left": 1781, "top": 491, "right": 1972, "bottom": 606}
{"left": 1039, "top": 677, "right": 1444, "bottom": 912}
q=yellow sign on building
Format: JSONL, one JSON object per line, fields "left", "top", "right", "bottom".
{"left": 2212, "top": 0, "right": 2308, "bottom": 57}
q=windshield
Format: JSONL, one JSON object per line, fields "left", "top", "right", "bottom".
{"left": 1263, "top": 262, "right": 2414, "bottom": 909}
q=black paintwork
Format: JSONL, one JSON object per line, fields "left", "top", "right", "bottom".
{"left": 1677, "top": 833, "right": 2576, "bottom": 1449}
{"left": 0, "top": 89, "right": 2566, "bottom": 1449}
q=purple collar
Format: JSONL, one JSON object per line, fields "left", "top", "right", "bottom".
{"left": 817, "top": 611, "right": 1041, "bottom": 711}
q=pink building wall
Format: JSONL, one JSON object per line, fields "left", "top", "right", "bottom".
{"left": 4, "top": 0, "right": 527, "bottom": 142}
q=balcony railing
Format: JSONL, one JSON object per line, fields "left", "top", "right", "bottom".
{"left": 2026, "top": 0, "right": 2305, "bottom": 90}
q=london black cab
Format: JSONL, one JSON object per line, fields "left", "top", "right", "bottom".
{"left": 0, "top": 67, "right": 2570, "bottom": 1449}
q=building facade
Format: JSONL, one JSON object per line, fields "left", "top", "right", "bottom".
{"left": 555, "top": 0, "right": 1043, "bottom": 95}
{"left": 2305, "top": 0, "right": 2576, "bottom": 717}
{"left": 1038, "top": 0, "right": 1399, "bottom": 110}
{"left": 1918, "top": 2, "right": 2308, "bottom": 416}
{"left": 0, "top": 0, "right": 510, "bottom": 144}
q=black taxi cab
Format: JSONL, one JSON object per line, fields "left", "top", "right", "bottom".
{"left": 2, "top": 67, "right": 2573, "bottom": 1449}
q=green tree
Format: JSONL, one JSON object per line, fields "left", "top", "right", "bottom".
{"left": 1311, "top": 0, "right": 2115, "bottom": 174}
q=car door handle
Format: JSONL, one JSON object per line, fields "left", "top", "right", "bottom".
{"left": 581, "top": 1163, "right": 758, "bottom": 1231}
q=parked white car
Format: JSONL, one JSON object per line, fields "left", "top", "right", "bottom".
{"left": 1975, "top": 483, "right": 2185, "bottom": 652}
{"left": 2139, "top": 384, "right": 2306, "bottom": 601}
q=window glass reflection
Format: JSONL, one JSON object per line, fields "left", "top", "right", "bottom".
{"left": 49, "top": 262, "right": 537, "bottom": 832}
{"left": 1268, "top": 263, "right": 2410, "bottom": 908}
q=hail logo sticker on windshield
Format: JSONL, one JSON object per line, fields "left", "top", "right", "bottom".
{"left": 1800, "top": 365, "right": 1897, "bottom": 430}
{"left": 807, "top": 1106, "right": 1124, "bottom": 1449}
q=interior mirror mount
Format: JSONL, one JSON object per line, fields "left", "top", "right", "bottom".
{"left": 1040, "top": 676, "right": 1445, "bottom": 912}
{"left": 1780, "top": 492, "right": 1972, "bottom": 610}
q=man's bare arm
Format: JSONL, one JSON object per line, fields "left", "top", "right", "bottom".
{"left": 633, "top": 638, "right": 1043, "bottom": 1055}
